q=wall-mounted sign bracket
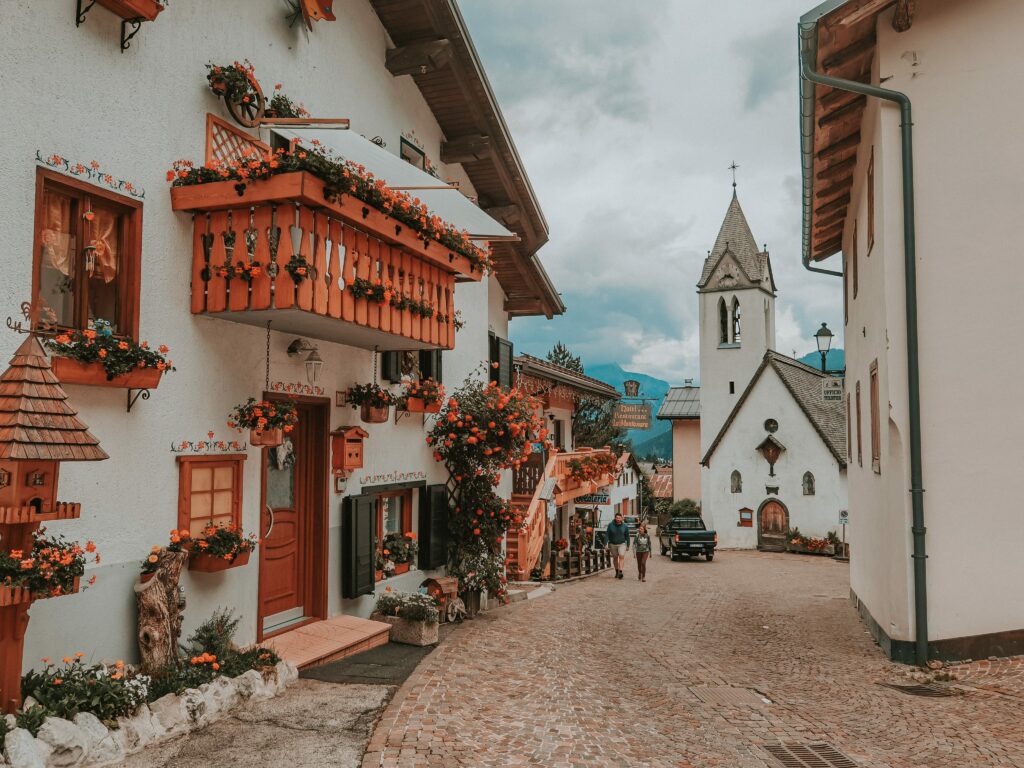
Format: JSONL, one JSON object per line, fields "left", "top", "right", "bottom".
{"left": 75, "top": 0, "right": 98, "bottom": 25}
{"left": 120, "top": 17, "right": 144, "bottom": 52}
{"left": 127, "top": 388, "right": 150, "bottom": 413}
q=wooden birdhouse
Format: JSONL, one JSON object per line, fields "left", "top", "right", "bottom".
{"left": 331, "top": 426, "right": 368, "bottom": 474}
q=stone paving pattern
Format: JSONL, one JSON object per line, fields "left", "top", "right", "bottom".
{"left": 361, "top": 551, "right": 1024, "bottom": 767}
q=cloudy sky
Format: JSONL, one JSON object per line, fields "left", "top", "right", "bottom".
{"left": 460, "top": 1, "right": 844, "bottom": 383}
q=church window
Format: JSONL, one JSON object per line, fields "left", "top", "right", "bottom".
{"left": 718, "top": 298, "right": 728, "bottom": 344}
{"left": 802, "top": 471, "right": 815, "bottom": 495}
{"left": 731, "top": 298, "right": 742, "bottom": 344}
{"left": 730, "top": 470, "right": 742, "bottom": 494}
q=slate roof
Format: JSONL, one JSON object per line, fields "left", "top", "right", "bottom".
{"left": 697, "top": 191, "right": 774, "bottom": 292}
{"left": 657, "top": 386, "right": 701, "bottom": 420}
{"left": 0, "top": 336, "right": 108, "bottom": 461}
{"left": 700, "top": 350, "right": 847, "bottom": 467}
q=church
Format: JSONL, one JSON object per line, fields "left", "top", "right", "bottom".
{"left": 658, "top": 189, "right": 847, "bottom": 550}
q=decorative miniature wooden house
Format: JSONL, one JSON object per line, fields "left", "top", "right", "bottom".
{"left": 0, "top": 336, "right": 107, "bottom": 712}
{"left": 331, "top": 426, "right": 368, "bottom": 474}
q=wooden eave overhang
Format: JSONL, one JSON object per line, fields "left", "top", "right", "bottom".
{"left": 369, "top": 0, "right": 564, "bottom": 318}
{"left": 514, "top": 354, "right": 620, "bottom": 402}
{"left": 799, "top": 0, "right": 915, "bottom": 264}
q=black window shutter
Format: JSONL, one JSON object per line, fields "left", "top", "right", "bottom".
{"left": 418, "top": 484, "right": 450, "bottom": 570}
{"left": 381, "top": 351, "right": 401, "bottom": 383}
{"left": 498, "top": 338, "right": 514, "bottom": 389}
{"left": 419, "top": 350, "right": 443, "bottom": 383}
{"left": 342, "top": 495, "right": 376, "bottom": 599}
{"left": 488, "top": 333, "right": 499, "bottom": 384}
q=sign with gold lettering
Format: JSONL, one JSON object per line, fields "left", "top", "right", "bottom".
{"left": 611, "top": 403, "right": 651, "bottom": 430}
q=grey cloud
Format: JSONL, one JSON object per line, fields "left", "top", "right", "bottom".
{"left": 734, "top": 21, "right": 794, "bottom": 111}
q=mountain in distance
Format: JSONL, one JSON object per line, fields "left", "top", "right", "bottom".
{"left": 632, "top": 429, "right": 673, "bottom": 461}
{"left": 584, "top": 362, "right": 672, "bottom": 455}
{"left": 796, "top": 348, "right": 845, "bottom": 371}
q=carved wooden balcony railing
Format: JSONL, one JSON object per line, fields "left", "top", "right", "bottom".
{"left": 170, "top": 172, "right": 481, "bottom": 351}
{"left": 550, "top": 447, "right": 617, "bottom": 506}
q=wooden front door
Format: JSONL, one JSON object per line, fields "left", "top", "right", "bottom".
{"left": 758, "top": 500, "right": 789, "bottom": 551}
{"left": 259, "top": 399, "right": 327, "bottom": 638}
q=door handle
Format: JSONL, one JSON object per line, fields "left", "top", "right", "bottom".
{"left": 265, "top": 504, "right": 275, "bottom": 539}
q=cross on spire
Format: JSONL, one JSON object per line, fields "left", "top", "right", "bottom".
{"left": 729, "top": 161, "right": 740, "bottom": 188}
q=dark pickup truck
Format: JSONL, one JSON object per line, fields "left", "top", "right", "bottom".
{"left": 659, "top": 517, "right": 717, "bottom": 561}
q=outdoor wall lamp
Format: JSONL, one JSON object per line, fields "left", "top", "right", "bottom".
{"left": 814, "top": 322, "right": 833, "bottom": 373}
{"left": 287, "top": 338, "right": 324, "bottom": 385}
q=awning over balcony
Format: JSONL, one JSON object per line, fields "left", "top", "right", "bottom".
{"left": 272, "top": 127, "right": 518, "bottom": 242}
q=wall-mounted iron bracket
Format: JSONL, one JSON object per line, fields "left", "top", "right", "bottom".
{"left": 121, "top": 17, "right": 144, "bottom": 52}
{"left": 75, "top": 0, "right": 98, "bottom": 26}
{"left": 127, "top": 388, "right": 150, "bottom": 413}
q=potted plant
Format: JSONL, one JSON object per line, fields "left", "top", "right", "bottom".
{"left": 347, "top": 383, "right": 396, "bottom": 424}
{"left": 566, "top": 452, "right": 620, "bottom": 485}
{"left": 188, "top": 524, "right": 257, "bottom": 573}
{"left": 44, "top": 319, "right": 174, "bottom": 388}
{"left": 400, "top": 377, "right": 444, "bottom": 414}
{"left": 96, "top": 0, "right": 167, "bottom": 23}
{"left": 139, "top": 529, "right": 189, "bottom": 583}
{"left": 0, "top": 529, "right": 98, "bottom": 603}
{"left": 370, "top": 588, "right": 440, "bottom": 646}
{"left": 381, "top": 531, "right": 417, "bottom": 576}
{"left": 228, "top": 397, "right": 298, "bottom": 447}
{"left": 264, "top": 84, "right": 310, "bottom": 119}
{"left": 205, "top": 60, "right": 258, "bottom": 102}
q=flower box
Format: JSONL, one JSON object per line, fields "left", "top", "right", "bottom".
{"left": 392, "top": 563, "right": 411, "bottom": 576}
{"left": 786, "top": 542, "right": 835, "bottom": 557}
{"left": 360, "top": 404, "right": 390, "bottom": 424}
{"left": 249, "top": 428, "right": 284, "bottom": 447}
{"left": 51, "top": 357, "right": 163, "bottom": 389}
{"left": 0, "top": 577, "right": 80, "bottom": 607}
{"left": 375, "top": 569, "right": 384, "bottom": 582}
{"left": 371, "top": 614, "right": 439, "bottom": 647}
{"left": 0, "top": 502, "right": 80, "bottom": 526}
{"left": 96, "top": 0, "right": 166, "bottom": 22}
{"left": 189, "top": 550, "right": 251, "bottom": 573}
{"left": 139, "top": 571, "right": 155, "bottom": 584}
{"left": 404, "top": 397, "right": 441, "bottom": 414}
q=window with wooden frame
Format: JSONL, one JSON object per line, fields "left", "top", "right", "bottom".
{"left": 489, "top": 333, "right": 514, "bottom": 389}
{"left": 177, "top": 455, "right": 246, "bottom": 535}
{"left": 375, "top": 489, "right": 413, "bottom": 542}
{"left": 855, "top": 381, "right": 863, "bottom": 468}
{"left": 869, "top": 360, "right": 881, "bottom": 473}
{"left": 32, "top": 169, "right": 142, "bottom": 339}
{"left": 852, "top": 220, "right": 859, "bottom": 300}
{"left": 867, "top": 146, "right": 875, "bottom": 253}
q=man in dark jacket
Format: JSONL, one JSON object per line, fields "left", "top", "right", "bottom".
{"left": 606, "top": 512, "right": 631, "bottom": 579}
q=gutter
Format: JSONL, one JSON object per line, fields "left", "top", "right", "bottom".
{"left": 798, "top": 4, "right": 930, "bottom": 667}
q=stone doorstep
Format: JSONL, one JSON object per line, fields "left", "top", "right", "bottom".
{"left": 265, "top": 615, "right": 393, "bottom": 670}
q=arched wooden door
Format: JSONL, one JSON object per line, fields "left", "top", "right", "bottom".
{"left": 757, "top": 499, "right": 789, "bottom": 551}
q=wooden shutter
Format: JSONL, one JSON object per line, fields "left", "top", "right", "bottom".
{"left": 869, "top": 361, "right": 880, "bottom": 472}
{"left": 380, "top": 351, "right": 401, "bottom": 383}
{"left": 418, "top": 484, "right": 449, "bottom": 570}
{"left": 497, "top": 338, "right": 513, "bottom": 389}
{"left": 489, "top": 333, "right": 499, "bottom": 384}
{"left": 419, "top": 350, "right": 443, "bottom": 383}
{"left": 342, "top": 494, "right": 375, "bottom": 599}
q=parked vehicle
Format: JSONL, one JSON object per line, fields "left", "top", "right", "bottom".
{"left": 623, "top": 515, "right": 639, "bottom": 537}
{"left": 659, "top": 517, "right": 717, "bottom": 561}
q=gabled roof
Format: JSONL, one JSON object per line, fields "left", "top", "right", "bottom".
{"left": 657, "top": 386, "right": 701, "bottom": 420}
{"left": 0, "top": 337, "right": 108, "bottom": 462}
{"left": 701, "top": 350, "right": 847, "bottom": 467}
{"left": 697, "top": 191, "right": 774, "bottom": 293}
{"left": 514, "top": 355, "right": 620, "bottom": 401}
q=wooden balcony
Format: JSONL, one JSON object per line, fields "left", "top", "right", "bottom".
{"left": 170, "top": 172, "right": 479, "bottom": 351}
{"left": 0, "top": 502, "right": 80, "bottom": 526}
{"left": 550, "top": 448, "right": 617, "bottom": 506}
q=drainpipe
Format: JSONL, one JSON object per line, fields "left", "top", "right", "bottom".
{"left": 798, "top": 16, "right": 929, "bottom": 666}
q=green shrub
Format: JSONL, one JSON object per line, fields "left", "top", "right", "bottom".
{"left": 668, "top": 499, "right": 701, "bottom": 517}
{"left": 21, "top": 658, "right": 149, "bottom": 726}
{"left": 15, "top": 704, "right": 49, "bottom": 736}
{"left": 374, "top": 590, "right": 439, "bottom": 623}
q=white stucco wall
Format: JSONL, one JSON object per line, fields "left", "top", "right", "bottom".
{"left": 842, "top": 0, "right": 1024, "bottom": 646}
{"left": 702, "top": 368, "right": 847, "bottom": 549}
{"left": 0, "top": 0, "right": 522, "bottom": 667}
{"left": 671, "top": 420, "right": 701, "bottom": 502}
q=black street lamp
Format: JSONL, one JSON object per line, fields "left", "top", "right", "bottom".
{"left": 814, "top": 322, "right": 833, "bottom": 373}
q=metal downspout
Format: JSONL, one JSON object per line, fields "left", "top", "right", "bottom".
{"left": 798, "top": 19, "right": 929, "bottom": 666}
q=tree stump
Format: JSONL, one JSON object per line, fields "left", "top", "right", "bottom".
{"left": 134, "top": 549, "right": 189, "bottom": 672}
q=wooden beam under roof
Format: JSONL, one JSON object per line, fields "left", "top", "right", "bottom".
{"left": 815, "top": 207, "right": 850, "bottom": 230}
{"left": 816, "top": 131, "right": 861, "bottom": 161}
{"left": 822, "top": 35, "right": 877, "bottom": 72}
{"left": 814, "top": 237, "right": 843, "bottom": 258}
{"left": 819, "top": 95, "right": 867, "bottom": 128}
{"left": 440, "top": 134, "right": 493, "bottom": 164}
{"left": 482, "top": 203, "right": 521, "bottom": 225}
{"left": 816, "top": 156, "right": 858, "bottom": 181}
{"left": 814, "top": 194, "right": 851, "bottom": 216}
{"left": 814, "top": 221, "right": 845, "bottom": 243}
{"left": 836, "top": 0, "right": 894, "bottom": 27}
{"left": 385, "top": 39, "right": 453, "bottom": 77}
{"left": 892, "top": 0, "right": 915, "bottom": 32}
{"left": 504, "top": 297, "right": 545, "bottom": 314}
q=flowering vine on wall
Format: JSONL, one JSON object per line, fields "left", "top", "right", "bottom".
{"left": 36, "top": 151, "right": 145, "bottom": 199}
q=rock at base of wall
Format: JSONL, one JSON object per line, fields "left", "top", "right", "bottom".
{"left": 34, "top": 718, "right": 85, "bottom": 767}
{"left": 3, "top": 728, "right": 45, "bottom": 768}
{"left": 371, "top": 614, "right": 440, "bottom": 646}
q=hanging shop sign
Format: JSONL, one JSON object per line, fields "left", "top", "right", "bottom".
{"left": 576, "top": 493, "right": 611, "bottom": 505}
{"left": 623, "top": 379, "right": 641, "bottom": 398}
{"left": 611, "top": 403, "right": 651, "bottom": 430}
{"left": 822, "top": 378, "right": 844, "bottom": 402}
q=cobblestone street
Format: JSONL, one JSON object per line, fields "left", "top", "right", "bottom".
{"left": 362, "top": 551, "right": 1024, "bottom": 768}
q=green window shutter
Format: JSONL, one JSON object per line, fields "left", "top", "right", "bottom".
{"left": 418, "top": 484, "right": 450, "bottom": 570}
{"left": 488, "top": 333, "right": 499, "bottom": 384}
{"left": 381, "top": 351, "right": 401, "bottom": 383}
{"left": 342, "top": 495, "right": 375, "bottom": 599}
{"left": 497, "top": 338, "right": 514, "bottom": 389}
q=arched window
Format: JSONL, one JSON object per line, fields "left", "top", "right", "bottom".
{"left": 730, "top": 470, "right": 742, "bottom": 493}
{"left": 731, "top": 297, "right": 742, "bottom": 344}
{"left": 802, "top": 471, "right": 815, "bottom": 496}
{"left": 718, "top": 298, "right": 729, "bottom": 344}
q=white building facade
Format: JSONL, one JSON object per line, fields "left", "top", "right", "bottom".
{"left": 1, "top": 0, "right": 561, "bottom": 668}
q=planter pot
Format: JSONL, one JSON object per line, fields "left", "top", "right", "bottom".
{"left": 371, "top": 613, "right": 439, "bottom": 646}
{"left": 249, "top": 428, "right": 284, "bottom": 447}
{"left": 0, "top": 577, "right": 80, "bottom": 607}
{"left": 375, "top": 569, "right": 383, "bottom": 582}
{"left": 189, "top": 549, "right": 251, "bottom": 573}
{"left": 360, "top": 403, "right": 390, "bottom": 423}
{"left": 462, "top": 589, "right": 481, "bottom": 618}
{"left": 209, "top": 77, "right": 229, "bottom": 95}
{"left": 97, "top": 0, "right": 166, "bottom": 22}
{"left": 786, "top": 543, "right": 836, "bottom": 557}
{"left": 51, "top": 357, "right": 163, "bottom": 389}
{"left": 139, "top": 571, "right": 155, "bottom": 584}
{"left": 404, "top": 397, "right": 441, "bottom": 414}
{"left": 392, "top": 563, "right": 411, "bottom": 576}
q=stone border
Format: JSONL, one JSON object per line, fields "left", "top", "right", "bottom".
{"left": 1, "top": 661, "right": 299, "bottom": 768}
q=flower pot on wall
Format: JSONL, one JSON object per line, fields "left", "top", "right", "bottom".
{"left": 360, "top": 404, "right": 389, "bottom": 423}
{"left": 371, "top": 614, "right": 439, "bottom": 646}
{"left": 139, "top": 572, "right": 155, "bottom": 584}
{"left": 404, "top": 397, "right": 441, "bottom": 414}
{"left": 392, "top": 562, "right": 410, "bottom": 576}
{"left": 375, "top": 569, "right": 383, "bottom": 582}
{"left": 96, "top": 0, "right": 166, "bottom": 22}
{"left": 0, "top": 587, "right": 33, "bottom": 608}
{"left": 50, "top": 357, "right": 163, "bottom": 389}
{"left": 189, "top": 550, "right": 251, "bottom": 573}
{"left": 249, "top": 428, "right": 283, "bottom": 447}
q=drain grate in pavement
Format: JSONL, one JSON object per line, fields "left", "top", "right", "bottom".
{"left": 764, "top": 743, "right": 859, "bottom": 767}
{"left": 878, "top": 682, "right": 957, "bottom": 698}
{"left": 688, "top": 685, "right": 772, "bottom": 706}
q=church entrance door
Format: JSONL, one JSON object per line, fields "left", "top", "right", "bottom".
{"left": 757, "top": 499, "right": 788, "bottom": 551}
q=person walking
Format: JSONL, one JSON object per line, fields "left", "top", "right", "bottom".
{"left": 606, "top": 512, "right": 630, "bottom": 579}
{"left": 634, "top": 523, "right": 651, "bottom": 582}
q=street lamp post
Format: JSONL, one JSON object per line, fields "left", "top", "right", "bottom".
{"left": 814, "top": 322, "right": 833, "bottom": 373}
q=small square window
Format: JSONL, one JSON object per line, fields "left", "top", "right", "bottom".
{"left": 177, "top": 455, "right": 246, "bottom": 536}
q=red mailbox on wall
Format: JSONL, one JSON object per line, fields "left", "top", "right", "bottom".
{"left": 331, "top": 426, "right": 368, "bottom": 474}
{"left": 738, "top": 507, "right": 754, "bottom": 527}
